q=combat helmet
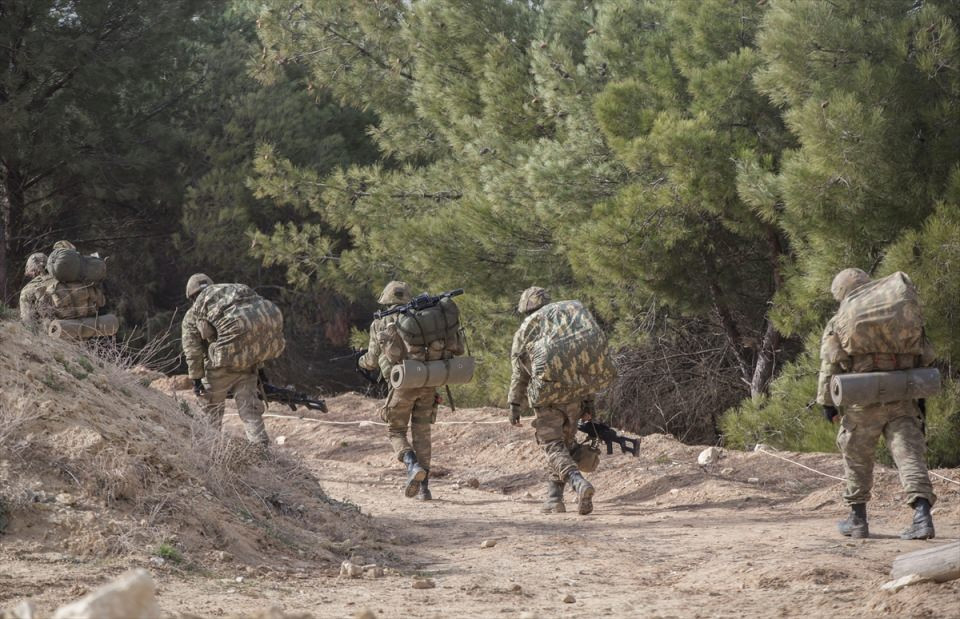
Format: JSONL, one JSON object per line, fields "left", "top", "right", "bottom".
{"left": 518, "top": 286, "right": 550, "bottom": 315}
{"left": 186, "top": 273, "right": 214, "bottom": 300}
{"left": 378, "top": 281, "right": 413, "bottom": 306}
{"left": 52, "top": 240, "right": 76, "bottom": 251}
{"left": 830, "top": 268, "right": 871, "bottom": 302}
{"left": 24, "top": 252, "right": 47, "bottom": 278}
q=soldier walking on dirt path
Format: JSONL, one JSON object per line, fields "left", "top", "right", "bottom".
{"left": 508, "top": 287, "right": 616, "bottom": 516}
{"left": 181, "top": 274, "right": 286, "bottom": 448}
{"left": 359, "top": 281, "right": 439, "bottom": 501}
{"left": 818, "top": 268, "right": 937, "bottom": 540}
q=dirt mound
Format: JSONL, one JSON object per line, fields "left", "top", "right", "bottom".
{"left": 0, "top": 319, "right": 380, "bottom": 569}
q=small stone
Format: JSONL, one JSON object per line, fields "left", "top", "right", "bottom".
{"left": 354, "top": 610, "right": 377, "bottom": 619}
{"left": 235, "top": 576, "right": 244, "bottom": 583}
{"left": 364, "top": 566, "right": 385, "bottom": 579}
{"left": 669, "top": 488, "right": 679, "bottom": 496}
{"left": 466, "top": 478, "right": 480, "bottom": 489}
{"left": 412, "top": 578, "right": 436, "bottom": 590}
{"left": 562, "top": 594, "right": 576, "bottom": 604}
{"left": 697, "top": 447, "right": 720, "bottom": 466}
{"left": 149, "top": 556, "right": 165, "bottom": 567}
{"left": 720, "top": 467, "right": 734, "bottom": 476}
{"left": 55, "top": 493, "right": 75, "bottom": 505}
{"left": 275, "top": 436, "right": 287, "bottom": 446}
{"left": 339, "top": 561, "right": 363, "bottom": 579}
{"left": 747, "top": 477, "right": 760, "bottom": 484}
{"left": 52, "top": 569, "right": 159, "bottom": 619}
{"left": 480, "top": 540, "right": 496, "bottom": 548}
{"left": 226, "top": 588, "right": 237, "bottom": 594}
{"left": 519, "top": 613, "right": 538, "bottom": 619}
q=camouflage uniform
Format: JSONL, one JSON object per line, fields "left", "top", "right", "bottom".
{"left": 817, "top": 316, "right": 936, "bottom": 508}
{"left": 360, "top": 282, "right": 437, "bottom": 472}
{"left": 19, "top": 274, "right": 57, "bottom": 324}
{"left": 509, "top": 323, "right": 595, "bottom": 484}
{"left": 19, "top": 248, "right": 106, "bottom": 327}
{"left": 817, "top": 269, "right": 936, "bottom": 509}
{"left": 182, "top": 282, "right": 284, "bottom": 446}
{"left": 509, "top": 289, "right": 607, "bottom": 515}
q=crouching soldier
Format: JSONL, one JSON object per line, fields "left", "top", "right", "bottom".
{"left": 181, "top": 274, "right": 285, "bottom": 447}
{"left": 508, "top": 287, "right": 617, "bottom": 516}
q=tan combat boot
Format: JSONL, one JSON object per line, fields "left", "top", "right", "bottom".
{"left": 541, "top": 480, "right": 566, "bottom": 513}
{"left": 568, "top": 471, "right": 595, "bottom": 515}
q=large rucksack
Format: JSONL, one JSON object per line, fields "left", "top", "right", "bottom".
{"left": 834, "top": 271, "right": 925, "bottom": 356}
{"left": 525, "top": 300, "right": 617, "bottom": 406}
{"left": 196, "top": 284, "right": 286, "bottom": 371}
{"left": 47, "top": 248, "right": 107, "bottom": 284}
{"left": 394, "top": 297, "right": 465, "bottom": 361}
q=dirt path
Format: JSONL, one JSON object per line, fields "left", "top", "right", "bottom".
{"left": 2, "top": 393, "right": 959, "bottom": 618}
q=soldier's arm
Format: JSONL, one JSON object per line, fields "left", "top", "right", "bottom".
{"left": 816, "top": 320, "right": 849, "bottom": 406}
{"left": 358, "top": 320, "right": 381, "bottom": 371}
{"left": 181, "top": 309, "right": 206, "bottom": 380}
{"left": 19, "top": 285, "right": 37, "bottom": 323}
{"left": 507, "top": 326, "right": 532, "bottom": 406}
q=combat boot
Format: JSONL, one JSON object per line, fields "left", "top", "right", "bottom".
{"left": 416, "top": 472, "right": 433, "bottom": 501}
{"left": 900, "top": 498, "right": 935, "bottom": 540}
{"left": 568, "top": 471, "right": 595, "bottom": 516}
{"left": 541, "top": 480, "right": 566, "bottom": 514}
{"left": 402, "top": 451, "right": 427, "bottom": 498}
{"left": 837, "top": 503, "right": 869, "bottom": 538}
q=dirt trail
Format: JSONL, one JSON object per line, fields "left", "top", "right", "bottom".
{"left": 2, "top": 391, "right": 959, "bottom": 618}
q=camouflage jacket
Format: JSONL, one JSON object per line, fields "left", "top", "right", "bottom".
{"left": 19, "top": 274, "right": 55, "bottom": 323}
{"left": 20, "top": 274, "right": 105, "bottom": 324}
{"left": 509, "top": 301, "right": 601, "bottom": 409}
{"left": 181, "top": 283, "right": 285, "bottom": 379}
{"left": 359, "top": 312, "right": 401, "bottom": 378}
{"left": 816, "top": 317, "right": 936, "bottom": 406}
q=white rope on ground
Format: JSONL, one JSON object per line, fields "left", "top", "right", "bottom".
{"left": 753, "top": 446, "right": 846, "bottom": 482}
{"left": 226, "top": 412, "right": 512, "bottom": 427}
{"left": 930, "top": 471, "right": 960, "bottom": 486}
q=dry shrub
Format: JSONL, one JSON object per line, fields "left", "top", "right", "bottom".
{"left": 604, "top": 316, "right": 746, "bottom": 444}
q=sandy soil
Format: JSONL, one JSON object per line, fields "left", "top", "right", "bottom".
{"left": 2, "top": 390, "right": 958, "bottom": 619}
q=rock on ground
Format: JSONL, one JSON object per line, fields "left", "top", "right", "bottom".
{"left": 52, "top": 569, "right": 159, "bottom": 619}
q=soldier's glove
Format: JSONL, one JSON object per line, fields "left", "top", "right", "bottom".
{"left": 822, "top": 405, "right": 839, "bottom": 423}
{"left": 509, "top": 403, "right": 522, "bottom": 426}
{"left": 193, "top": 379, "right": 206, "bottom": 397}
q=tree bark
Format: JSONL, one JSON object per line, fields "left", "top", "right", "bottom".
{"left": 1, "top": 162, "right": 26, "bottom": 305}
{"left": 890, "top": 541, "right": 960, "bottom": 583}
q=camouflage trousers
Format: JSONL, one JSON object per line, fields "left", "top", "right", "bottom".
{"left": 201, "top": 366, "right": 269, "bottom": 446}
{"left": 533, "top": 402, "right": 581, "bottom": 482}
{"left": 381, "top": 386, "right": 437, "bottom": 470}
{"left": 837, "top": 400, "right": 936, "bottom": 507}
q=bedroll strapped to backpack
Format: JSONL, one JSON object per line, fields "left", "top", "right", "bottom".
{"left": 526, "top": 300, "right": 616, "bottom": 407}
{"left": 834, "top": 272, "right": 925, "bottom": 356}
{"left": 195, "top": 284, "right": 286, "bottom": 371}
{"left": 46, "top": 248, "right": 106, "bottom": 284}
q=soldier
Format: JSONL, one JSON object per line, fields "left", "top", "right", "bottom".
{"left": 181, "top": 274, "right": 285, "bottom": 448}
{"left": 508, "top": 287, "right": 607, "bottom": 516}
{"left": 358, "top": 281, "right": 436, "bottom": 500}
{"left": 19, "top": 240, "right": 105, "bottom": 328}
{"left": 818, "top": 268, "right": 937, "bottom": 540}
{"left": 18, "top": 252, "right": 51, "bottom": 323}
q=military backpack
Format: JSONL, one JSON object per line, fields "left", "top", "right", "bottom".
{"left": 524, "top": 300, "right": 616, "bottom": 406}
{"left": 46, "top": 248, "right": 106, "bottom": 284}
{"left": 834, "top": 271, "right": 925, "bottom": 356}
{"left": 193, "top": 284, "right": 286, "bottom": 371}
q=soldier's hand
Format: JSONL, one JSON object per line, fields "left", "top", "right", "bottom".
{"left": 193, "top": 378, "right": 206, "bottom": 397}
{"left": 822, "top": 405, "right": 839, "bottom": 424}
{"left": 509, "top": 403, "right": 522, "bottom": 427}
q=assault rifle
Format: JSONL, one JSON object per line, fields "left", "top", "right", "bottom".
{"left": 578, "top": 420, "right": 640, "bottom": 457}
{"left": 256, "top": 370, "right": 327, "bottom": 412}
{"left": 329, "top": 348, "right": 382, "bottom": 384}
{"left": 373, "top": 288, "right": 464, "bottom": 320}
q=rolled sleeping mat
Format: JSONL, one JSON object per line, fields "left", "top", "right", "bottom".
{"left": 48, "top": 313, "right": 120, "bottom": 340}
{"left": 390, "top": 357, "right": 476, "bottom": 390}
{"left": 831, "top": 367, "right": 942, "bottom": 407}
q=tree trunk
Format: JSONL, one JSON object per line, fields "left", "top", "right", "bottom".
{"left": 890, "top": 541, "right": 960, "bottom": 583}
{"left": 750, "top": 319, "right": 780, "bottom": 399}
{"left": 0, "top": 162, "right": 26, "bottom": 305}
